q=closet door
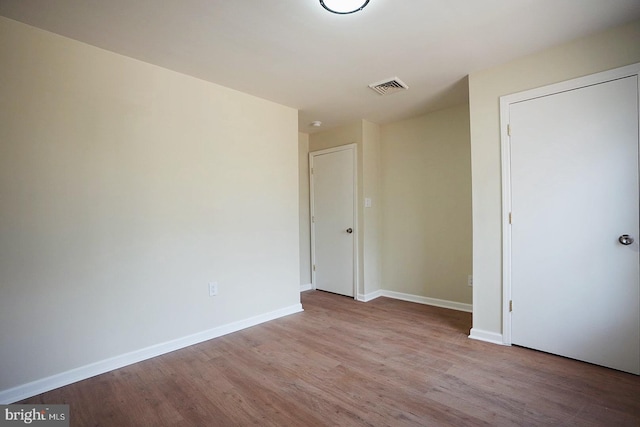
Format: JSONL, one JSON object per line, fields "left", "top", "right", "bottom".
{"left": 509, "top": 75, "right": 640, "bottom": 374}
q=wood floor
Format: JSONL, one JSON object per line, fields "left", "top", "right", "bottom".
{"left": 21, "top": 290, "right": 640, "bottom": 426}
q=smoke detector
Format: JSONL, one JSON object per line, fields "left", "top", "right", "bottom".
{"left": 368, "top": 77, "right": 409, "bottom": 96}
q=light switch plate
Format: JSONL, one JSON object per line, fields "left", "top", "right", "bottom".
{"left": 209, "top": 282, "right": 218, "bottom": 296}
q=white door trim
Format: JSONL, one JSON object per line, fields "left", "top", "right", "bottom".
{"left": 500, "top": 62, "right": 640, "bottom": 345}
{"left": 309, "top": 143, "right": 358, "bottom": 299}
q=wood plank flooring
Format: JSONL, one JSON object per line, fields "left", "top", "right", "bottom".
{"left": 20, "top": 290, "right": 640, "bottom": 426}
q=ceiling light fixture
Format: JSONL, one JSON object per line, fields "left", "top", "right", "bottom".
{"left": 320, "top": 0, "right": 369, "bottom": 14}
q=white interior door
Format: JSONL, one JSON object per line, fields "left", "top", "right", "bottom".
{"left": 508, "top": 75, "right": 640, "bottom": 374}
{"left": 310, "top": 145, "right": 356, "bottom": 297}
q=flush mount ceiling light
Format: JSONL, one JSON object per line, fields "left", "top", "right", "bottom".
{"left": 320, "top": 0, "right": 370, "bottom": 14}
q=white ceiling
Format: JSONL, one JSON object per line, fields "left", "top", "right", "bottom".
{"left": 2, "top": 0, "right": 640, "bottom": 133}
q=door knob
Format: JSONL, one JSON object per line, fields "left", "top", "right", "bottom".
{"left": 619, "top": 234, "right": 634, "bottom": 245}
{"left": 346, "top": 228, "right": 353, "bottom": 234}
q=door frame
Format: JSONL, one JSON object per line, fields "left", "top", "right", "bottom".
{"left": 309, "top": 143, "right": 358, "bottom": 298}
{"left": 499, "top": 62, "right": 640, "bottom": 345}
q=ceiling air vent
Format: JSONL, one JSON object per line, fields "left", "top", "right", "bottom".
{"left": 368, "top": 77, "right": 409, "bottom": 95}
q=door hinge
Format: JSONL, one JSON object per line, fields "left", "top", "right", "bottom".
{"left": 313, "top": 264, "right": 316, "bottom": 272}
{"left": 311, "top": 167, "right": 314, "bottom": 175}
{"left": 312, "top": 216, "right": 315, "bottom": 223}
{"left": 509, "top": 300, "right": 513, "bottom": 312}
{"left": 509, "top": 212, "right": 512, "bottom": 224}
{"left": 507, "top": 124, "right": 512, "bottom": 136}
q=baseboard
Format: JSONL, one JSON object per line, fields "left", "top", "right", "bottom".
{"left": 357, "top": 290, "right": 383, "bottom": 302}
{"left": 380, "top": 290, "right": 473, "bottom": 313}
{"left": 300, "top": 283, "right": 313, "bottom": 292}
{"left": 0, "top": 303, "right": 303, "bottom": 404}
{"left": 469, "top": 328, "right": 505, "bottom": 345}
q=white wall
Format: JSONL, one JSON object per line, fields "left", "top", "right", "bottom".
{"left": 469, "top": 19, "right": 640, "bottom": 339}
{"left": 380, "top": 104, "right": 472, "bottom": 304}
{"left": 0, "top": 17, "right": 300, "bottom": 397}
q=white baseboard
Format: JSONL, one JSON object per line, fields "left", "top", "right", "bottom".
{"left": 379, "top": 290, "right": 473, "bottom": 313}
{"left": 469, "top": 328, "right": 505, "bottom": 345}
{"left": 0, "top": 303, "right": 303, "bottom": 404}
{"left": 357, "top": 290, "right": 383, "bottom": 302}
{"left": 300, "top": 283, "right": 313, "bottom": 292}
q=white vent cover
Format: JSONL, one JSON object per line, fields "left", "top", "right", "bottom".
{"left": 368, "top": 77, "right": 409, "bottom": 95}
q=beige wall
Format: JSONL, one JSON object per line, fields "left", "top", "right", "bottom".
{"left": 362, "top": 121, "right": 382, "bottom": 295}
{"left": 380, "top": 104, "right": 472, "bottom": 303}
{"left": 0, "top": 17, "right": 300, "bottom": 394}
{"left": 306, "top": 112, "right": 471, "bottom": 304}
{"left": 469, "top": 19, "right": 640, "bottom": 337}
{"left": 308, "top": 121, "right": 382, "bottom": 297}
{"left": 309, "top": 123, "right": 365, "bottom": 295}
{"left": 298, "top": 132, "right": 311, "bottom": 286}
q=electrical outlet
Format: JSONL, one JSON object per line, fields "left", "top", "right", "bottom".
{"left": 468, "top": 275, "right": 473, "bottom": 287}
{"left": 209, "top": 282, "right": 218, "bottom": 296}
